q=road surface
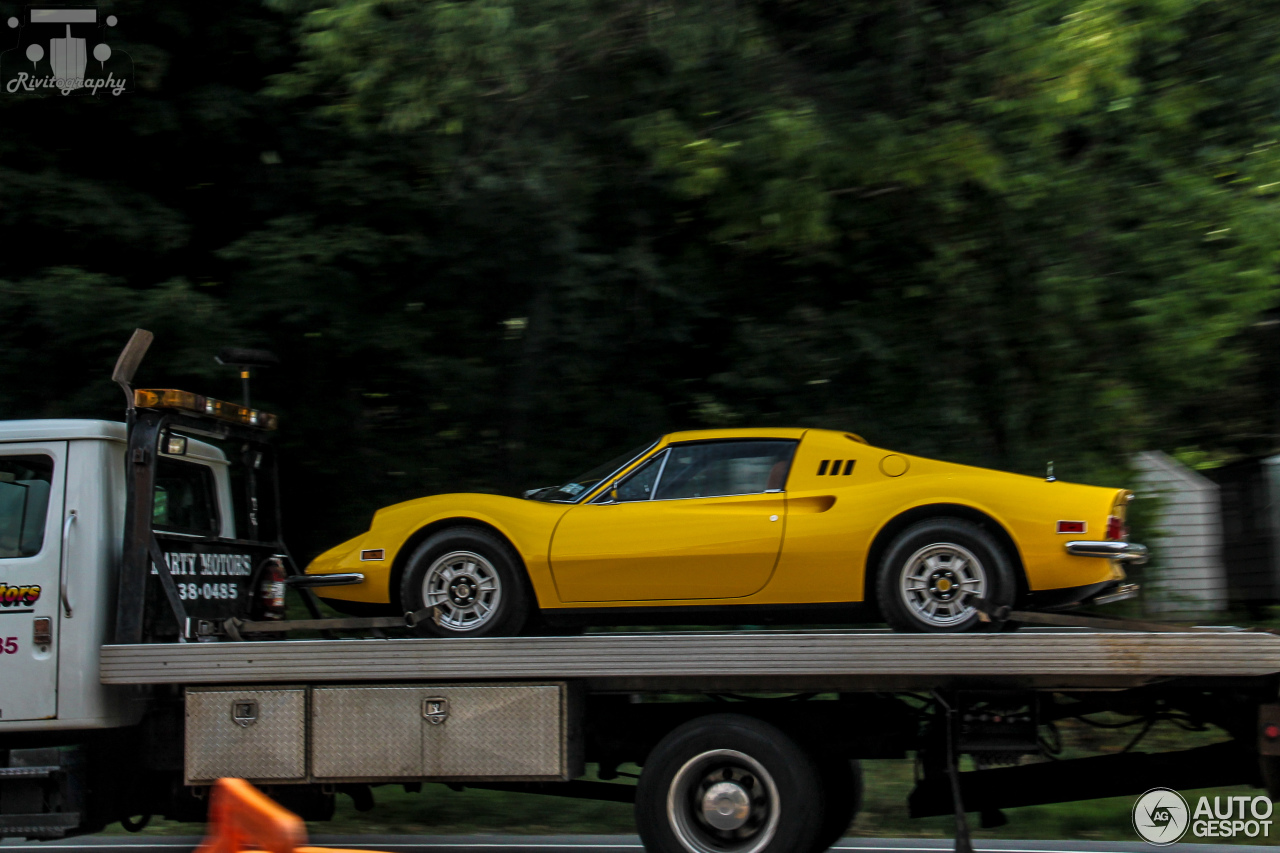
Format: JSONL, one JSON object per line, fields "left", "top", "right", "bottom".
{"left": 0, "top": 836, "right": 1270, "bottom": 853}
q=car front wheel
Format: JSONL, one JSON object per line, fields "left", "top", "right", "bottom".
{"left": 876, "top": 518, "right": 1015, "bottom": 633}
{"left": 400, "top": 526, "right": 529, "bottom": 637}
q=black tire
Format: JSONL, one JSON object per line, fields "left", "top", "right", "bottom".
{"left": 636, "top": 714, "right": 824, "bottom": 853}
{"left": 809, "top": 758, "right": 863, "bottom": 852}
{"left": 399, "top": 526, "right": 530, "bottom": 637}
{"left": 876, "top": 518, "right": 1015, "bottom": 633}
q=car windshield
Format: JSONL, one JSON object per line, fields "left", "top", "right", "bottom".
{"left": 524, "top": 440, "right": 658, "bottom": 503}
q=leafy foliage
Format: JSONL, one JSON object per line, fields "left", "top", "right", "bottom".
{"left": 2, "top": 0, "right": 1279, "bottom": 558}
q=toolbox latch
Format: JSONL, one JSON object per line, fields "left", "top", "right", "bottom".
{"left": 231, "top": 700, "right": 259, "bottom": 728}
{"left": 422, "top": 697, "right": 449, "bottom": 725}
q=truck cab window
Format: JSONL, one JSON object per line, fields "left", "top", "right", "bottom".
{"left": 153, "top": 459, "right": 219, "bottom": 536}
{"left": 0, "top": 456, "right": 53, "bottom": 558}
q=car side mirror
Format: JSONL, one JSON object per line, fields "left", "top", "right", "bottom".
{"left": 609, "top": 484, "right": 620, "bottom": 503}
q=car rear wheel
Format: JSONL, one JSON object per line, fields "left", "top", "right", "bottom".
{"left": 636, "top": 714, "right": 823, "bottom": 853}
{"left": 876, "top": 518, "right": 1015, "bottom": 633}
{"left": 400, "top": 527, "right": 530, "bottom": 637}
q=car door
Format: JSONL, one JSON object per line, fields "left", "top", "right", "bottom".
{"left": 0, "top": 443, "right": 65, "bottom": 721}
{"left": 549, "top": 440, "right": 796, "bottom": 602}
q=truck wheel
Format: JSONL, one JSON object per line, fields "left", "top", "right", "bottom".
{"left": 635, "top": 714, "right": 823, "bottom": 853}
{"left": 809, "top": 758, "right": 862, "bottom": 852}
{"left": 400, "top": 527, "right": 530, "bottom": 637}
{"left": 876, "top": 518, "right": 1015, "bottom": 633}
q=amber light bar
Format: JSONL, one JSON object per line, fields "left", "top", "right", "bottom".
{"left": 134, "top": 389, "right": 278, "bottom": 430}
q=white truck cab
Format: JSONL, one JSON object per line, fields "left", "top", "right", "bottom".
{"left": 0, "top": 420, "right": 232, "bottom": 730}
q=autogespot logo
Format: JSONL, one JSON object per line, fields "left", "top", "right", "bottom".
{"left": 1, "top": 5, "right": 133, "bottom": 97}
{"left": 1133, "top": 788, "right": 1275, "bottom": 844}
{"left": 1133, "top": 788, "right": 1189, "bottom": 845}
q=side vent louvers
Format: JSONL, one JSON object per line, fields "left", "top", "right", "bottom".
{"left": 817, "top": 460, "right": 857, "bottom": 476}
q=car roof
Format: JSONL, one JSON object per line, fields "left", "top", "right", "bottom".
{"left": 662, "top": 427, "right": 828, "bottom": 444}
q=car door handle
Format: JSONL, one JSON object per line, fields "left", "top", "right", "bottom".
{"left": 60, "top": 509, "right": 77, "bottom": 618}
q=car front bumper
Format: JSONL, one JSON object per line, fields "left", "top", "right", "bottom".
{"left": 1065, "top": 539, "right": 1149, "bottom": 564}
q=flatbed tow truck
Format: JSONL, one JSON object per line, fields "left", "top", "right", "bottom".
{"left": 0, "top": 331, "right": 1276, "bottom": 853}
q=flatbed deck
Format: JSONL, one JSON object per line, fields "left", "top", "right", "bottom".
{"left": 100, "top": 628, "right": 1280, "bottom": 692}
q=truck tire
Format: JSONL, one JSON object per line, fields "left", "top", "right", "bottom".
{"left": 636, "top": 714, "right": 823, "bottom": 853}
{"left": 400, "top": 526, "right": 530, "bottom": 637}
{"left": 809, "top": 758, "right": 862, "bottom": 852}
{"left": 876, "top": 518, "right": 1015, "bottom": 633}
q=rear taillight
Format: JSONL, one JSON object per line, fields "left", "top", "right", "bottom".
{"left": 1106, "top": 515, "right": 1127, "bottom": 541}
{"left": 256, "top": 557, "right": 287, "bottom": 621}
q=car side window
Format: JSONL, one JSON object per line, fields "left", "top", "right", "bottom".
{"left": 154, "top": 458, "right": 219, "bottom": 536}
{"left": 653, "top": 441, "right": 797, "bottom": 501}
{"left": 600, "top": 451, "right": 667, "bottom": 503}
{"left": 0, "top": 456, "right": 54, "bottom": 558}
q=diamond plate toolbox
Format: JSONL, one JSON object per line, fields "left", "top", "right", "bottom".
{"left": 185, "top": 687, "right": 307, "bottom": 784}
{"left": 311, "top": 683, "right": 576, "bottom": 782}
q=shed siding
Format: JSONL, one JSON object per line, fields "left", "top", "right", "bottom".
{"left": 1131, "top": 451, "right": 1228, "bottom": 614}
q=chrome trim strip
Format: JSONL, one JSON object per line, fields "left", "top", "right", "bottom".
{"left": 1065, "top": 540, "right": 1149, "bottom": 564}
{"left": 286, "top": 573, "right": 365, "bottom": 589}
{"left": 649, "top": 448, "right": 672, "bottom": 500}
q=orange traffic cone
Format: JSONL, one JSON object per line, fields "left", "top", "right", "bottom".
{"left": 195, "top": 779, "right": 306, "bottom": 853}
{"left": 195, "top": 778, "right": 381, "bottom": 853}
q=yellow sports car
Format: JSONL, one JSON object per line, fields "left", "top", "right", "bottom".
{"left": 305, "top": 428, "right": 1146, "bottom": 635}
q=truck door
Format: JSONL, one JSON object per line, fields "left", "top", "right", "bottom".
{"left": 0, "top": 442, "right": 64, "bottom": 721}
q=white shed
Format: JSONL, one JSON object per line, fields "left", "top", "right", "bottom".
{"left": 1130, "top": 450, "right": 1228, "bottom": 614}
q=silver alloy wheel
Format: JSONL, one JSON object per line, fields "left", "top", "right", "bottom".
{"left": 898, "top": 542, "right": 987, "bottom": 628}
{"left": 422, "top": 550, "right": 503, "bottom": 632}
{"left": 666, "top": 749, "right": 781, "bottom": 853}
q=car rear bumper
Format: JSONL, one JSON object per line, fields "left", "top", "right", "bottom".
{"left": 1065, "top": 539, "right": 1149, "bottom": 564}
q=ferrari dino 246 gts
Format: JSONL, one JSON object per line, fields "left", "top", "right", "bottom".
{"left": 305, "top": 428, "right": 1146, "bottom": 635}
